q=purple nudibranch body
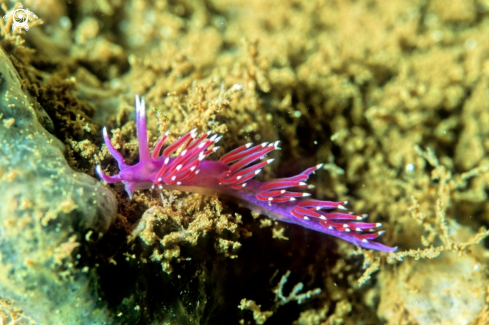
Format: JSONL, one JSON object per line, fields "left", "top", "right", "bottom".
{"left": 96, "top": 95, "right": 397, "bottom": 253}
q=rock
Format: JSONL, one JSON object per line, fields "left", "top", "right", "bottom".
{"left": 378, "top": 250, "right": 487, "bottom": 325}
{"left": 0, "top": 47, "right": 116, "bottom": 324}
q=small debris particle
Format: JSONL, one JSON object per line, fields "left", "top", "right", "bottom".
{"left": 2, "top": 118, "right": 14, "bottom": 128}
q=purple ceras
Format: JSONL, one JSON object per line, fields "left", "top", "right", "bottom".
{"left": 96, "top": 95, "right": 397, "bottom": 252}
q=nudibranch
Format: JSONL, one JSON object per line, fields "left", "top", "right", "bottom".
{"left": 96, "top": 95, "right": 396, "bottom": 252}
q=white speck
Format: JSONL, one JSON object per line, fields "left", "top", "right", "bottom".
{"left": 60, "top": 16, "right": 72, "bottom": 30}
{"left": 232, "top": 84, "right": 244, "bottom": 91}
{"left": 406, "top": 163, "right": 415, "bottom": 172}
{"left": 330, "top": 132, "right": 340, "bottom": 141}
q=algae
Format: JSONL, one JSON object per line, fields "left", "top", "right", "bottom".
{"left": 0, "top": 41, "right": 116, "bottom": 323}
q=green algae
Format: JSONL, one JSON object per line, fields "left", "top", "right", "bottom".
{"left": 0, "top": 45, "right": 117, "bottom": 324}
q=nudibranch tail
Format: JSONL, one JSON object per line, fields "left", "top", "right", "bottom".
{"left": 96, "top": 95, "right": 397, "bottom": 253}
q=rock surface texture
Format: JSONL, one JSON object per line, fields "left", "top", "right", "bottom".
{"left": 0, "top": 47, "right": 117, "bottom": 324}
